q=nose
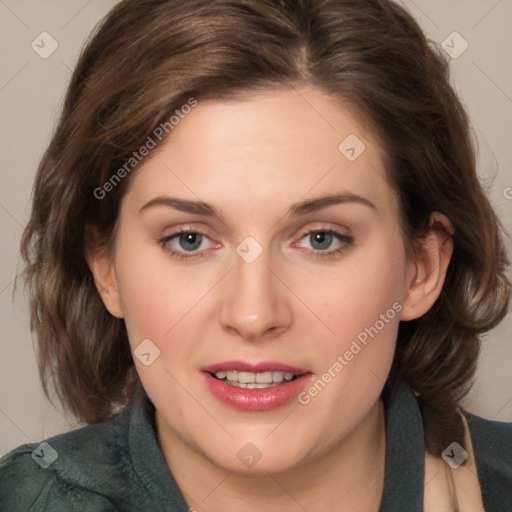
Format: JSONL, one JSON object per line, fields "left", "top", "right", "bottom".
{"left": 218, "top": 248, "right": 293, "bottom": 342}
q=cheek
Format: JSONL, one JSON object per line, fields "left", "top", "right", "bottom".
{"left": 113, "top": 242, "right": 212, "bottom": 401}
{"left": 290, "top": 238, "right": 405, "bottom": 457}
{"left": 298, "top": 233, "right": 407, "bottom": 413}
{"left": 113, "top": 235, "right": 187, "bottom": 343}
{"left": 113, "top": 235, "right": 222, "bottom": 361}
{"left": 302, "top": 233, "right": 406, "bottom": 350}
{"left": 115, "top": 263, "right": 169, "bottom": 343}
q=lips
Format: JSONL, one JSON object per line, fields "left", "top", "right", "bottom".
{"left": 201, "top": 360, "right": 313, "bottom": 411}
{"left": 201, "top": 361, "right": 309, "bottom": 374}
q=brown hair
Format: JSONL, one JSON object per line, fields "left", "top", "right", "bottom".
{"left": 19, "top": 0, "right": 509, "bottom": 456}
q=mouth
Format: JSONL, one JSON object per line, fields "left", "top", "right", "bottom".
{"left": 208, "top": 370, "right": 298, "bottom": 388}
{"left": 201, "top": 361, "right": 313, "bottom": 411}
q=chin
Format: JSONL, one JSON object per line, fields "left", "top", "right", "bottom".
{"left": 199, "top": 433, "right": 313, "bottom": 475}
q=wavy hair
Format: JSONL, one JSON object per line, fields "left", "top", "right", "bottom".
{"left": 19, "top": 0, "right": 510, "bottom": 456}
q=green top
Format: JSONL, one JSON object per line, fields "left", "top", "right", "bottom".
{"left": 1, "top": 379, "right": 511, "bottom": 511}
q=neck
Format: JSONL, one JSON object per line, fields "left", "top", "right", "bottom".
{"left": 156, "top": 400, "right": 386, "bottom": 512}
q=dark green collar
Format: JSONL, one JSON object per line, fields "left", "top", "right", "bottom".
{"left": 128, "top": 383, "right": 190, "bottom": 510}
{"left": 379, "top": 378, "right": 424, "bottom": 511}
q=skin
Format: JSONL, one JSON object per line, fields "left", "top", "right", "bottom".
{"left": 88, "top": 85, "right": 453, "bottom": 512}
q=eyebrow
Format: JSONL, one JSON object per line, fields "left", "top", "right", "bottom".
{"left": 139, "top": 192, "right": 377, "bottom": 217}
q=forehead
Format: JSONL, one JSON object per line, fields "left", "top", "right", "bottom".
{"left": 123, "top": 86, "right": 397, "bottom": 218}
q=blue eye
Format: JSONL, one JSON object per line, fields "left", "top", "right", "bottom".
{"left": 177, "top": 232, "right": 204, "bottom": 251}
{"left": 160, "top": 230, "right": 212, "bottom": 259}
{"left": 296, "top": 230, "right": 353, "bottom": 259}
{"left": 308, "top": 231, "right": 334, "bottom": 250}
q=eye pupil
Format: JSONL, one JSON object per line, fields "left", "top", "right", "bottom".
{"left": 179, "top": 233, "right": 202, "bottom": 251}
{"left": 310, "top": 232, "right": 333, "bottom": 250}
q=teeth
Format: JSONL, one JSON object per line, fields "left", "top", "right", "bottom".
{"left": 255, "top": 371, "right": 272, "bottom": 383}
{"left": 225, "top": 381, "right": 281, "bottom": 389}
{"left": 226, "top": 371, "right": 238, "bottom": 381}
{"left": 272, "top": 371, "right": 284, "bottom": 382}
{"left": 238, "top": 371, "right": 255, "bottom": 384}
{"left": 214, "top": 370, "right": 298, "bottom": 384}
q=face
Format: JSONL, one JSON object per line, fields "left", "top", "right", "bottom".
{"left": 97, "top": 86, "right": 418, "bottom": 474}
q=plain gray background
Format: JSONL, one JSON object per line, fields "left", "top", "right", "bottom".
{"left": 1, "top": 0, "right": 511, "bottom": 456}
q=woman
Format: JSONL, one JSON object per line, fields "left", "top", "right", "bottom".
{"left": 0, "top": 0, "right": 510, "bottom": 510}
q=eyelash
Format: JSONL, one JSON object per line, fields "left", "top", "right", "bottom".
{"left": 158, "top": 228, "right": 354, "bottom": 261}
{"left": 296, "top": 230, "right": 354, "bottom": 260}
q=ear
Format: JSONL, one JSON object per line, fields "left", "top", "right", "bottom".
{"left": 400, "top": 212, "right": 454, "bottom": 321}
{"left": 85, "top": 226, "right": 124, "bottom": 319}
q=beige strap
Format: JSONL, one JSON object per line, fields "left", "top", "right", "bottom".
{"left": 424, "top": 413, "right": 485, "bottom": 512}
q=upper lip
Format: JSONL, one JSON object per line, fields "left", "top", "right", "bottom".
{"left": 201, "top": 360, "right": 310, "bottom": 375}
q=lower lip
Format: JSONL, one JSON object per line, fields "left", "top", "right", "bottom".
{"left": 202, "top": 372, "right": 313, "bottom": 411}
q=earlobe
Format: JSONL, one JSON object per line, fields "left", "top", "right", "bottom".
{"left": 400, "top": 212, "right": 454, "bottom": 321}
{"left": 85, "top": 227, "right": 124, "bottom": 319}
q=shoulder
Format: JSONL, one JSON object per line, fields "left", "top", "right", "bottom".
{"left": 0, "top": 409, "right": 131, "bottom": 511}
{"left": 464, "top": 411, "right": 512, "bottom": 506}
{"left": 464, "top": 411, "right": 512, "bottom": 471}
{"left": 0, "top": 441, "right": 55, "bottom": 511}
